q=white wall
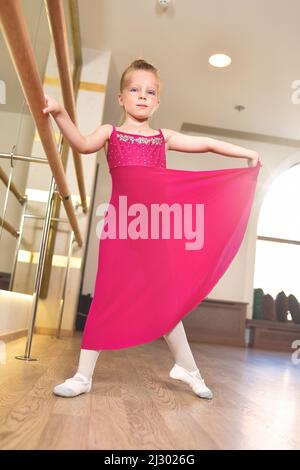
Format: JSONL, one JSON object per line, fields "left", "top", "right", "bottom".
{"left": 0, "top": 290, "right": 31, "bottom": 335}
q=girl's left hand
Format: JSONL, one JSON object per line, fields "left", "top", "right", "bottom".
{"left": 247, "top": 152, "right": 262, "bottom": 168}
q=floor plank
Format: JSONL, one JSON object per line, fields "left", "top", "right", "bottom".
{"left": 0, "top": 333, "right": 299, "bottom": 450}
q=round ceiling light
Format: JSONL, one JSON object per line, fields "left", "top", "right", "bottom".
{"left": 208, "top": 54, "right": 231, "bottom": 67}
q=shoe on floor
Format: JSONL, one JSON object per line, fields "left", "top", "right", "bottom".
{"left": 53, "top": 372, "right": 92, "bottom": 397}
{"left": 169, "top": 363, "right": 213, "bottom": 399}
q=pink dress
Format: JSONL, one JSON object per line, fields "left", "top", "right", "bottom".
{"left": 81, "top": 125, "right": 261, "bottom": 350}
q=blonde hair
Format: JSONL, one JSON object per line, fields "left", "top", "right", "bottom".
{"left": 118, "top": 58, "right": 161, "bottom": 126}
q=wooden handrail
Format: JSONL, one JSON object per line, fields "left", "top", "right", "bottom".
{"left": 45, "top": 0, "right": 88, "bottom": 214}
{"left": 0, "top": 216, "right": 19, "bottom": 238}
{"left": 0, "top": 166, "right": 25, "bottom": 204}
{"left": 0, "top": 0, "right": 83, "bottom": 246}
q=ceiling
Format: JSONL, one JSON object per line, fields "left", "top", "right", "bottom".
{"left": 77, "top": 0, "right": 300, "bottom": 141}
{"left": 1, "top": 0, "right": 300, "bottom": 143}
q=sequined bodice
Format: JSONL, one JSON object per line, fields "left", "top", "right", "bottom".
{"left": 107, "top": 125, "right": 166, "bottom": 170}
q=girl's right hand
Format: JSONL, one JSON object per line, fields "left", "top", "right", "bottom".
{"left": 247, "top": 152, "right": 263, "bottom": 168}
{"left": 42, "top": 93, "right": 62, "bottom": 116}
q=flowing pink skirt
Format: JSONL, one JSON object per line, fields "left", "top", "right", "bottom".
{"left": 81, "top": 162, "right": 261, "bottom": 350}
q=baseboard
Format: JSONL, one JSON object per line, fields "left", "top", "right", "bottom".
{"left": 0, "top": 328, "right": 28, "bottom": 343}
{"left": 34, "top": 326, "right": 75, "bottom": 337}
{"left": 0, "top": 326, "right": 75, "bottom": 343}
{"left": 182, "top": 298, "right": 248, "bottom": 347}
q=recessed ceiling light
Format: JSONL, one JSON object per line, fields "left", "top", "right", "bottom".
{"left": 234, "top": 105, "right": 245, "bottom": 112}
{"left": 209, "top": 54, "right": 231, "bottom": 67}
{"left": 158, "top": 0, "right": 170, "bottom": 7}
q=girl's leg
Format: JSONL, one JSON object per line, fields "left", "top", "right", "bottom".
{"left": 163, "top": 320, "right": 213, "bottom": 399}
{"left": 77, "top": 348, "right": 101, "bottom": 380}
{"left": 163, "top": 320, "right": 198, "bottom": 372}
{"left": 53, "top": 348, "right": 101, "bottom": 397}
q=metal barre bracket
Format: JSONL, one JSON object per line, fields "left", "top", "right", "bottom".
{"left": 54, "top": 191, "right": 71, "bottom": 201}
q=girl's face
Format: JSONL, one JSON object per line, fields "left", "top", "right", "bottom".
{"left": 118, "top": 70, "right": 160, "bottom": 121}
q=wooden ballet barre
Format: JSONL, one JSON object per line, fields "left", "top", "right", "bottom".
{"left": 0, "top": 216, "right": 19, "bottom": 239}
{"left": 56, "top": 192, "right": 71, "bottom": 201}
{"left": 45, "top": 0, "right": 87, "bottom": 213}
{"left": 0, "top": 165, "right": 26, "bottom": 204}
{"left": 0, "top": 0, "right": 83, "bottom": 247}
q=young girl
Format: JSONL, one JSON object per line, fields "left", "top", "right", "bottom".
{"left": 43, "top": 58, "right": 262, "bottom": 400}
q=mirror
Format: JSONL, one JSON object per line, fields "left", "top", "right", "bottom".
{"left": 0, "top": 0, "right": 76, "bottom": 295}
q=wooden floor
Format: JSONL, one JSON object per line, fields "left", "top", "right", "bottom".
{"left": 0, "top": 332, "right": 299, "bottom": 450}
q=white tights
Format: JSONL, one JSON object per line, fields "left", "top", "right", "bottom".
{"left": 163, "top": 320, "right": 198, "bottom": 372}
{"left": 76, "top": 320, "right": 197, "bottom": 381}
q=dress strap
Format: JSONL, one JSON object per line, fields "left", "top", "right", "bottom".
{"left": 158, "top": 128, "right": 165, "bottom": 143}
{"left": 109, "top": 124, "right": 115, "bottom": 140}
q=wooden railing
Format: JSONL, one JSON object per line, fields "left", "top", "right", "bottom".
{"left": 46, "top": 0, "right": 87, "bottom": 214}
{"left": 0, "top": 0, "right": 83, "bottom": 246}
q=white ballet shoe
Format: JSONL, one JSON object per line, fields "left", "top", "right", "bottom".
{"left": 53, "top": 372, "right": 92, "bottom": 397}
{"left": 169, "top": 363, "right": 213, "bottom": 399}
